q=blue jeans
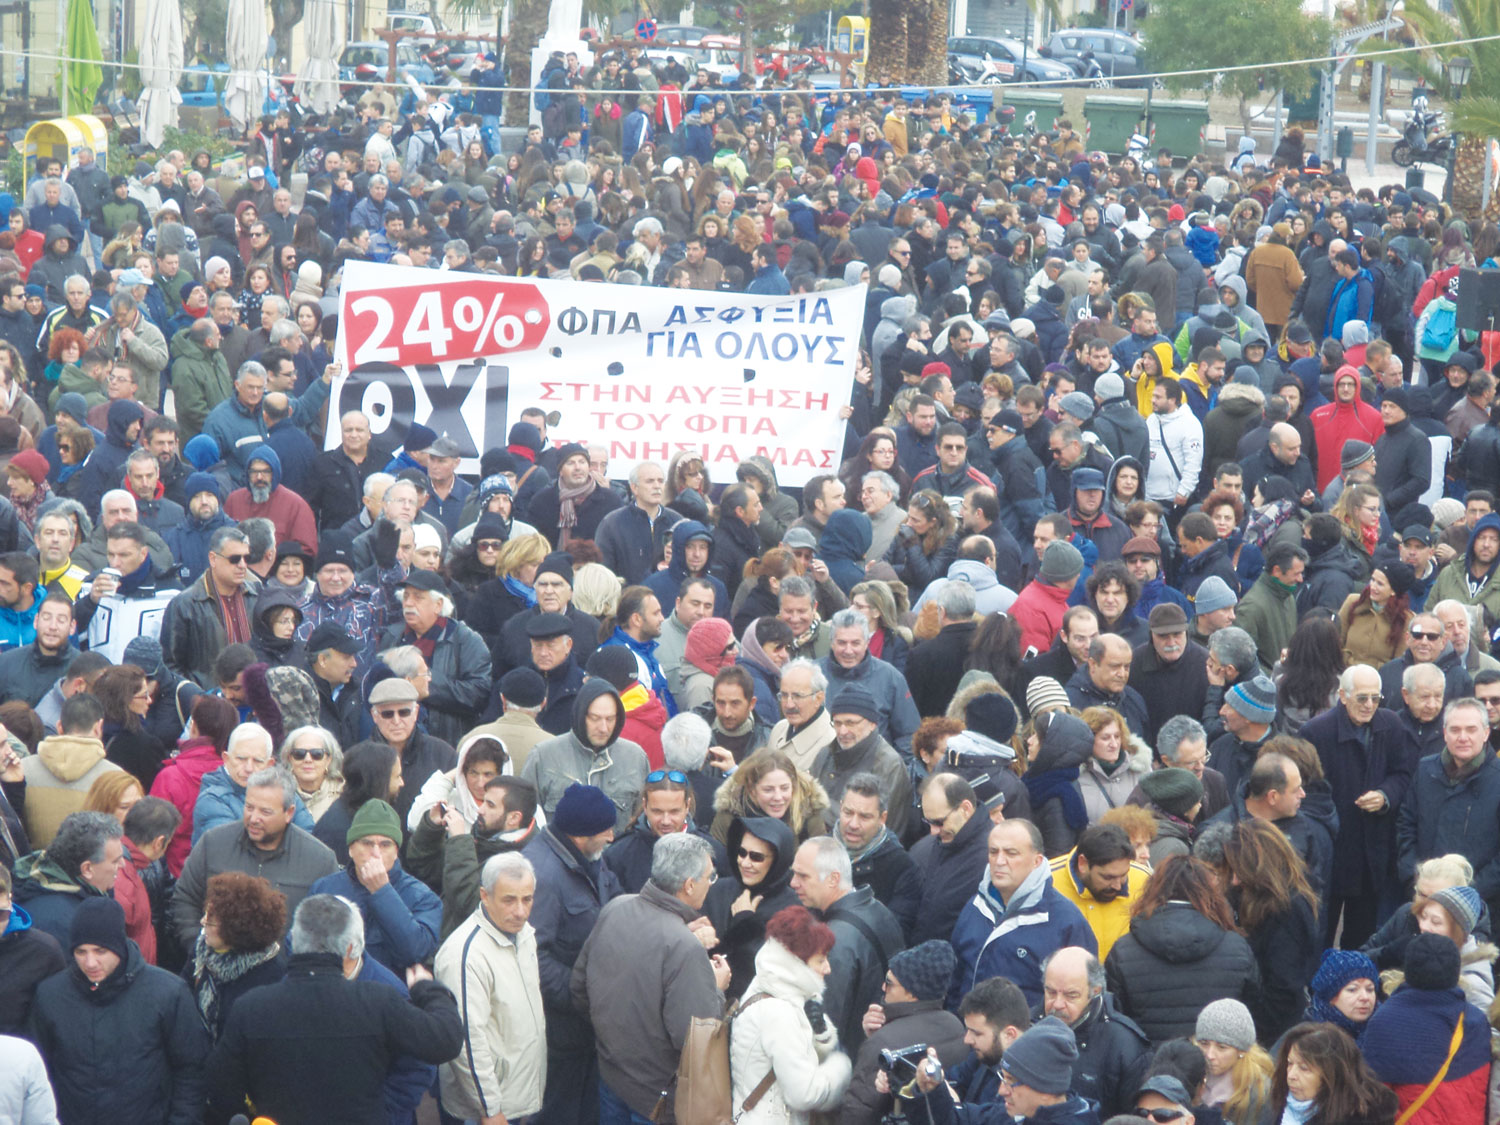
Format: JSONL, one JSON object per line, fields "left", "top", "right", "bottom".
{"left": 598, "top": 1081, "right": 656, "bottom": 1125}
{"left": 482, "top": 113, "right": 502, "bottom": 156}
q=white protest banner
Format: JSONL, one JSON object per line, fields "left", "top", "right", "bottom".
{"left": 330, "top": 261, "right": 863, "bottom": 486}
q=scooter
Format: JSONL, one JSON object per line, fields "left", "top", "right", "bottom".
{"left": 1392, "top": 97, "right": 1456, "bottom": 167}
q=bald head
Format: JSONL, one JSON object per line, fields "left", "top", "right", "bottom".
{"left": 1269, "top": 423, "right": 1302, "bottom": 465}
{"left": 1042, "top": 946, "right": 1104, "bottom": 1025}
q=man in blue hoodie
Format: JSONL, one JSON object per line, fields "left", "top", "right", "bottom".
{"left": 1325, "top": 247, "right": 1374, "bottom": 343}
{"left": 643, "top": 519, "right": 727, "bottom": 620}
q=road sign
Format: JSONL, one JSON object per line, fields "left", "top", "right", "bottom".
{"left": 636, "top": 18, "right": 657, "bottom": 40}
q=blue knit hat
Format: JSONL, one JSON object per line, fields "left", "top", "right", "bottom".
{"left": 1311, "top": 948, "right": 1378, "bottom": 1002}
{"left": 552, "top": 783, "right": 616, "bottom": 836}
{"left": 184, "top": 471, "right": 223, "bottom": 503}
{"left": 1427, "top": 885, "right": 1483, "bottom": 937}
{"left": 1226, "top": 675, "right": 1277, "bottom": 724}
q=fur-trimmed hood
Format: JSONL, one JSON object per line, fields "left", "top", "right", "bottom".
{"left": 713, "top": 759, "right": 830, "bottom": 836}
{"left": 1216, "top": 382, "right": 1266, "bottom": 413}
{"left": 1078, "top": 732, "right": 1153, "bottom": 783}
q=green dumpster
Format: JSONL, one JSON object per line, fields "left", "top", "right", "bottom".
{"left": 1083, "top": 93, "right": 1148, "bottom": 154}
{"left": 1000, "top": 90, "right": 1064, "bottom": 136}
{"left": 1149, "top": 98, "right": 1210, "bottom": 158}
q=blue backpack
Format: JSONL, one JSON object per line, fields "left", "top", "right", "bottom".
{"left": 1422, "top": 301, "right": 1457, "bottom": 351}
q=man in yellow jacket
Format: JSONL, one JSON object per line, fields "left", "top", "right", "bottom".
{"left": 1048, "top": 823, "right": 1152, "bottom": 960}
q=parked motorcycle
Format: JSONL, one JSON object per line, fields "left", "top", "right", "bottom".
{"left": 1392, "top": 104, "right": 1456, "bottom": 167}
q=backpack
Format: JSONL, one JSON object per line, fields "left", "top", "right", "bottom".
{"left": 1371, "top": 263, "right": 1401, "bottom": 327}
{"left": 1423, "top": 301, "right": 1458, "bottom": 352}
{"left": 657, "top": 993, "right": 774, "bottom": 1125}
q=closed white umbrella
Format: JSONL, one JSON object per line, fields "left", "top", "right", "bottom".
{"left": 293, "top": 0, "right": 344, "bottom": 116}
{"left": 135, "top": 0, "right": 183, "bottom": 149}
{"left": 224, "top": 0, "right": 268, "bottom": 133}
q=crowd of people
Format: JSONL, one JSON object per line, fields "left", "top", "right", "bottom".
{"left": 0, "top": 38, "right": 1499, "bottom": 1125}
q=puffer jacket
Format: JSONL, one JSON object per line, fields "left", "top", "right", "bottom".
{"left": 730, "top": 938, "right": 852, "bottom": 1125}
{"left": 435, "top": 911, "right": 546, "bottom": 1122}
{"left": 27, "top": 942, "right": 210, "bottom": 1125}
{"left": 711, "top": 757, "right": 831, "bottom": 846}
{"left": 1104, "top": 902, "right": 1259, "bottom": 1044}
{"left": 190, "top": 765, "right": 315, "bottom": 844}
{"left": 519, "top": 680, "right": 649, "bottom": 833}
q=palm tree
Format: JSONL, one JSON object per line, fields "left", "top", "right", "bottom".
{"left": 1387, "top": 0, "right": 1500, "bottom": 219}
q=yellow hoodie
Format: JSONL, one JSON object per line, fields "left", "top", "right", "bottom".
{"left": 1132, "top": 341, "right": 1179, "bottom": 417}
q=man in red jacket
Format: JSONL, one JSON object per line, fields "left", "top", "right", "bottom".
{"left": 1011, "top": 539, "right": 1085, "bottom": 657}
{"left": 223, "top": 442, "right": 318, "bottom": 553}
{"left": 1308, "top": 365, "right": 1384, "bottom": 490}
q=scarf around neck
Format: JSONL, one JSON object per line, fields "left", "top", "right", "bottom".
{"left": 557, "top": 474, "right": 600, "bottom": 543}
{"left": 191, "top": 935, "right": 281, "bottom": 1035}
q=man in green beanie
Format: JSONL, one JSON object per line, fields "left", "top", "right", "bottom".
{"left": 307, "top": 798, "right": 443, "bottom": 975}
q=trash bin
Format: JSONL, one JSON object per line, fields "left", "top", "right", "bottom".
{"left": 1083, "top": 93, "right": 1148, "bottom": 154}
{"left": 1406, "top": 167, "right": 1426, "bottom": 191}
{"left": 1000, "top": 90, "right": 1064, "bottom": 136}
{"left": 1148, "top": 98, "right": 1210, "bottom": 158}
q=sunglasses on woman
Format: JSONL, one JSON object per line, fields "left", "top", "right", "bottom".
{"left": 737, "top": 846, "right": 768, "bottom": 863}
{"left": 289, "top": 747, "right": 327, "bottom": 761}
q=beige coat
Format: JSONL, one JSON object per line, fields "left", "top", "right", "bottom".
{"left": 436, "top": 911, "right": 546, "bottom": 1121}
{"left": 768, "top": 710, "right": 835, "bottom": 774}
{"left": 1338, "top": 592, "right": 1411, "bottom": 669}
{"left": 1243, "top": 241, "right": 1304, "bottom": 326}
{"left": 20, "top": 735, "right": 122, "bottom": 847}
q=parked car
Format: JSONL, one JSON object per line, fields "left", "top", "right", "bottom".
{"left": 947, "top": 36, "right": 1075, "bottom": 84}
{"left": 387, "top": 10, "right": 448, "bottom": 46}
{"left": 650, "top": 24, "right": 714, "bottom": 45}
{"left": 178, "top": 64, "right": 228, "bottom": 109}
{"left": 338, "top": 41, "right": 438, "bottom": 90}
{"left": 1041, "top": 28, "right": 1147, "bottom": 84}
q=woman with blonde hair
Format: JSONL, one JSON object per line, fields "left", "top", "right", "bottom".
{"left": 465, "top": 531, "right": 550, "bottom": 648}
{"left": 711, "top": 748, "right": 830, "bottom": 846}
{"left": 1330, "top": 482, "right": 1381, "bottom": 584}
{"left": 83, "top": 771, "right": 144, "bottom": 824}
{"left": 572, "top": 561, "right": 624, "bottom": 619}
{"left": 1194, "top": 999, "right": 1276, "bottom": 1125}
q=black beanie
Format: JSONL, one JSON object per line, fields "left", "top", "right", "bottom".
{"left": 536, "top": 552, "right": 574, "bottom": 587}
{"left": 70, "top": 895, "right": 130, "bottom": 960}
{"left": 1404, "top": 932, "right": 1462, "bottom": 991}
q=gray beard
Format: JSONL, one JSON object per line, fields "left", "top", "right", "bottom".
{"left": 249, "top": 483, "right": 272, "bottom": 504}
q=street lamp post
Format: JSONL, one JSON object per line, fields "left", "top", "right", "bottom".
{"left": 1447, "top": 55, "right": 1472, "bottom": 99}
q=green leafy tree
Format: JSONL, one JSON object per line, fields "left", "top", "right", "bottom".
{"left": 1143, "top": 0, "right": 1330, "bottom": 135}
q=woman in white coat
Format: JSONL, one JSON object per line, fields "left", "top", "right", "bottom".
{"left": 730, "top": 905, "right": 853, "bottom": 1125}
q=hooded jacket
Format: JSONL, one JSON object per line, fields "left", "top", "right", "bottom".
{"left": 519, "top": 680, "right": 649, "bottom": 834}
{"left": 1430, "top": 513, "right": 1500, "bottom": 623}
{"left": 819, "top": 509, "right": 874, "bottom": 594}
{"left": 642, "top": 519, "right": 729, "bottom": 619}
{"left": 223, "top": 443, "right": 318, "bottom": 553}
{"left": 29, "top": 224, "right": 90, "bottom": 303}
{"left": 73, "top": 398, "right": 145, "bottom": 518}
{"left": 1103, "top": 901, "right": 1260, "bottom": 1043}
{"left": 1307, "top": 366, "right": 1384, "bottom": 490}
{"left": 872, "top": 295, "right": 917, "bottom": 399}
{"left": 702, "top": 816, "right": 800, "bottom": 998}
{"left": 29, "top": 940, "right": 210, "bottom": 1125}
{"left": 737, "top": 456, "right": 800, "bottom": 551}
{"left": 1203, "top": 382, "right": 1267, "bottom": 480}
{"left": 18, "top": 734, "right": 121, "bottom": 848}
{"left": 249, "top": 584, "right": 306, "bottom": 668}
{"left": 1027, "top": 707, "right": 1106, "bottom": 858}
